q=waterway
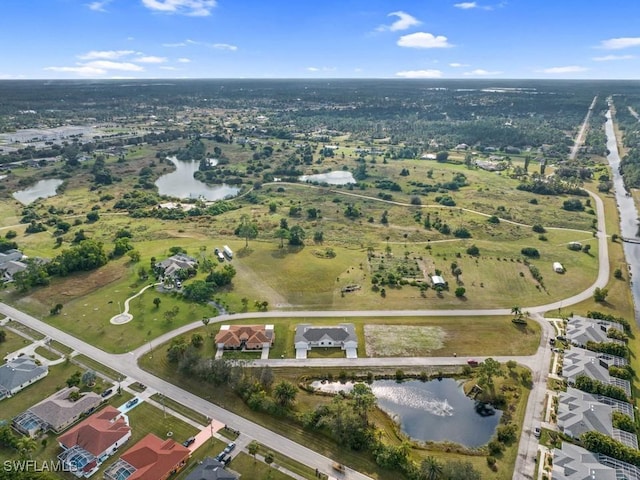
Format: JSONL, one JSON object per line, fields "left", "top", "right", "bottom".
{"left": 12, "top": 178, "right": 64, "bottom": 205}
{"left": 155, "top": 156, "right": 240, "bottom": 201}
{"left": 604, "top": 105, "right": 640, "bottom": 321}
{"left": 311, "top": 378, "right": 501, "bottom": 447}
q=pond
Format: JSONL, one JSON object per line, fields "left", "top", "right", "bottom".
{"left": 13, "top": 178, "right": 64, "bottom": 205}
{"left": 299, "top": 170, "right": 356, "bottom": 185}
{"left": 311, "top": 378, "right": 502, "bottom": 447}
{"left": 155, "top": 156, "right": 240, "bottom": 201}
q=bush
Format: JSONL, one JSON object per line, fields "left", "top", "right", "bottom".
{"left": 563, "top": 198, "right": 585, "bottom": 211}
{"left": 521, "top": 247, "right": 540, "bottom": 258}
{"left": 487, "top": 215, "right": 500, "bottom": 224}
{"left": 453, "top": 227, "right": 471, "bottom": 238}
{"left": 466, "top": 244, "right": 480, "bottom": 256}
{"left": 532, "top": 224, "right": 546, "bottom": 233}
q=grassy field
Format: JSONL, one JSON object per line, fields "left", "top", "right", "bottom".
{"left": 0, "top": 327, "right": 32, "bottom": 359}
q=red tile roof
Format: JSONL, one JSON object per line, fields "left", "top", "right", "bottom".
{"left": 58, "top": 406, "right": 130, "bottom": 456}
{"left": 214, "top": 325, "right": 273, "bottom": 348}
{"left": 121, "top": 433, "right": 190, "bottom": 480}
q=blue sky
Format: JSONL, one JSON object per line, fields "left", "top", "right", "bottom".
{"left": 2, "top": 0, "right": 640, "bottom": 79}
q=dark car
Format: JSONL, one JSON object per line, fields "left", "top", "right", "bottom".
{"left": 215, "top": 453, "right": 227, "bottom": 462}
{"left": 467, "top": 359, "right": 479, "bottom": 367}
{"left": 125, "top": 398, "right": 139, "bottom": 408}
{"left": 101, "top": 388, "right": 113, "bottom": 398}
{"left": 182, "top": 437, "right": 195, "bottom": 447}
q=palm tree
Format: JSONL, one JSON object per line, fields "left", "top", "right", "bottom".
{"left": 273, "top": 380, "right": 297, "bottom": 408}
{"left": 420, "top": 456, "right": 443, "bottom": 480}
{"left": 511, "top": 306, "right": 522, "bottom": 317}
{"left": 16, "top": 436, "right": 37, "bottom": 459}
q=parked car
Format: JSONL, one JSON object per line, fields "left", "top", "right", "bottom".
{"left": 126, "top": 398, "right": 139, "bottom": 408}
{"left": 182, "top": 437, "right": 195, "bottom": 447}
{"left": 101, "top": 388, "right": 113, "bottom": 398}
{"left": 223, "top": 442, "right": 236, "bottom": 454}
{"left": 215, "top": 452, "right": 226, "bottom": 462}
{"left": 534, "top": 427, "right": 541, "bottom": 438}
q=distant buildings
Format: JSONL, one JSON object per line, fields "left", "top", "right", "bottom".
{"left": 565, "top": 315, "right": 625, "bottom": 349}
{"left": 562, "top": 348, "right": 631, "bottom": 398}
{"left": 0, "top": 249, "right": 27, "bottom": 282}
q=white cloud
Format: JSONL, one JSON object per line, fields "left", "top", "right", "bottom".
{"left": 135, "top": 56, "right": 168, "bottom": 63}
{"left": 84, "top": 61, "right": 145, "bottom": 71}
{"left": 177, "top": 57, "right": 191, "bottom": 63}
{"left": 599, "top": 37, "right": 640, "bottom": 50}
{"left": 87, "top": 0, "right": 111, "bottom": 12}
{"left": 163, "top": 41, "right": 188, "bottom": 47}
{"left": 464, "top": 68, "right": 502, "bottom": 76}
{"left": 540, "top": 65, "right": 588, "bottom": 74}
{"left": 160, "top": 66, "right": 178, "bottom": 70}
{"left": 44, "top": 66, "right": 108, "bottom": 76}
{"left": 211, "top": 43, "right": 237, "bottom": 51}
{"left": 307, "top": 67, "right": 320, "bottom": 72}
{"left": 592, "top": 54, "right": 634, "bottom": 62}
{"left": 397, "top": 32, "right": 452, "bottom": 49}
{"left": 78, "top": 50, "right": 135, "bottom": 60}
{"left": 449, "top": 62, "right": 469, "bottom": 67}
{"left": 377, "top": 11, "right": 421, "bottom": 32}
{"left": 454, "top": 2, "right": 478, "bottom": 9}
{"left": 141, "top": 0, "right": 216, "bottom": 17}
{"left": 396, "top": 69, "right": 443, "bottom": 78}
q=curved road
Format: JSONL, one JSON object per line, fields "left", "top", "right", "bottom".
{"left": 0, "top": 180, "right": 609, "bottom": 480}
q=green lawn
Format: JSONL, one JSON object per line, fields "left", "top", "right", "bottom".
{"left": 0, "top": 328, "right": 32, "bottom": 359}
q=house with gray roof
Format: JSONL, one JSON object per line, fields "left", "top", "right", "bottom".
{"left": 558, "top": 387, "right": 638, "bottom": 448}
{"left": 0, "top": 249, "right": 24, "bottom": 264}
{"left": 13, "top": 387, "right": 102, "bottom": 436}
{"left": 566, "top": 315, "right": 625, "bottom": 348}
{"left": 185, "top": 458, "right": 238, "bottom": 480}
{"left": 562, "top": 348, "right": 631, "bottom": 398}
{"left": 155, "top": 254, "right": 197, "bottom": 280}
{"left": 295, "top": 323, "right": 357, "bottom": 359}
{"left": 553, "top": 443, "right": 617, "bottom": 480}
{"left": 0, "top": 249, "right": 27, "bottom": 282}
{"left": 0, "top": 356, "right": 48, "bottom": 400}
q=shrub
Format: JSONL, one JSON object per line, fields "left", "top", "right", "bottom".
{"left": 466, "top": 245, "right": 480, "bottom": 256}
{"left": 532, "top": 224, "right": 546, "bottom": 233}
{"left": 521, "top": 247, "right": 540, "bottom": 258}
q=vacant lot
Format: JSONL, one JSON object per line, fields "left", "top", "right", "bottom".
{"left": 364, "top": 325, "right": 446, "bottom": 356}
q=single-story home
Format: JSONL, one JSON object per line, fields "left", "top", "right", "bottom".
{"left": 566, "top": 315, "right": 626, "bottom": 350}
{"left": 0, "top": 356, "right": 48, "bottom": 401}
{"left": 103, "top": 433, "right": 190, "bottom": 480}
{"left": 155, "top": 254, "right": 197, "bottom": 279}
{"left": 552, "top": 443, "right": 618, "bottom": 480}
{"left": 185, "top": 458, "right": 238, "bottom": 480}
{"left": 294, "top": 324, "right": 358, "bottom": 359}
{"left": 558, "top": 387, "right": 638, "bottom": 448}
{"left": 215, "top": 325, "right": 274, "bottom": 350}
{"left": 13, "top": 387, "right": 103, "bottom": 436}
{"left": 57, "top": 406, "right": 132, "bottom": 478}
{"left": 562, "top": 348, "right": 631, "bottom": 398}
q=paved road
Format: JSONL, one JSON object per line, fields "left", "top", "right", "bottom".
{"left": 569, "top": 95, "right": 597, "bottom": 161}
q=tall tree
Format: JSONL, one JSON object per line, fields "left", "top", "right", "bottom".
{"left": 273, "top": 380, "right": 297, "bottom": 408}
{"left": 420, "top": 456, "right": 443, "bottom": 480}
{"left": 237, "top": 214, "right": 258, "bottom": 248}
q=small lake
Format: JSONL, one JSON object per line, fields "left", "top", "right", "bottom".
{"left": 13, "top": 178, "right": 64, "bottom": 205}
{"left": 311, "top": 378, "right": 501, "bottom": 447}
{"left": 155, "top": 156, "right": 240, "bottom": 201}
{"left": 299, "top": 171, "right": 356, "bottom": 185}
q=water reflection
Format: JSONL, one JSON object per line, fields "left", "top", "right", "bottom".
{"left": 13, "top": 178, "right": 64, "bottom": 205}
{"left": 299, "top": 171, "right": 356, "bottom": 185}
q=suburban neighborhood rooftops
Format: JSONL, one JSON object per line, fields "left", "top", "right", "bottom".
{"left": 562, "top": 348, "right": 631, "bottom": 398}
{"left": 566, "top": 315, "right": 625, "bottom": 348}
{"left": 26, "top": 387, "right": 102, "bottom": 433}
{"left": 553, "top": 443, "right": 617, "bottom": 480}
{"left": 294, "top": 324, "right": 356, "bottom": 343}
{"left": 105, "top": 433, "right": 190, "bottom": 480}
{"left": 58, "top": 406, "right": 131, "bottom": 456}
{"left": 0, "top": 356, "right": 48, "bottom": 399}
{"left": 184, "top": 457, "right": 238, "bottom": 480}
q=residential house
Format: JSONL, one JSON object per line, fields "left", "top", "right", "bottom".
{"left": 565, "top": 316, "right": 625, "bottom": 349}
{"left": 155, "top": 254, "right": 197, "bottom": 279}
{"left": 57, "top": 406, "right": 131, "bottom": 477}
{"left": 431, "top": 275, "right": 446, "bottom": 288}
{"left": 552, "top": 442, "right": 640, "bottom": 480}
{"left": 294, "top": 324, "right": 357, "bottom": 359}
{"left": 184, "top": 458, "right": 238, "bottom": 480}
{"left": 0, "top": 249, "right": 26, "bottom": 282}
{"left": 557, "top": 387, "right": 637, "bottom": 448}
{"left": 214, "top": 325, "right": 274, "bottom": 350}
{"left": 0, "top": 356, "right": 48, "bottom": 401}
{"left": 13, "top": 387, "right": 102, "bottom": 436}
{"left": 103, "top": 433, "right": 190, "bottom": 480}
{"left": 562, "top": 348, "right": 631, "bottom": 398}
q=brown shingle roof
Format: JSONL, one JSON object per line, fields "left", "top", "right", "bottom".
{"left": 121, "top": 433, "right": 190, "bottom": 480}
{"left": 58, "top": 406, "right": 130, "bottom": 456}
